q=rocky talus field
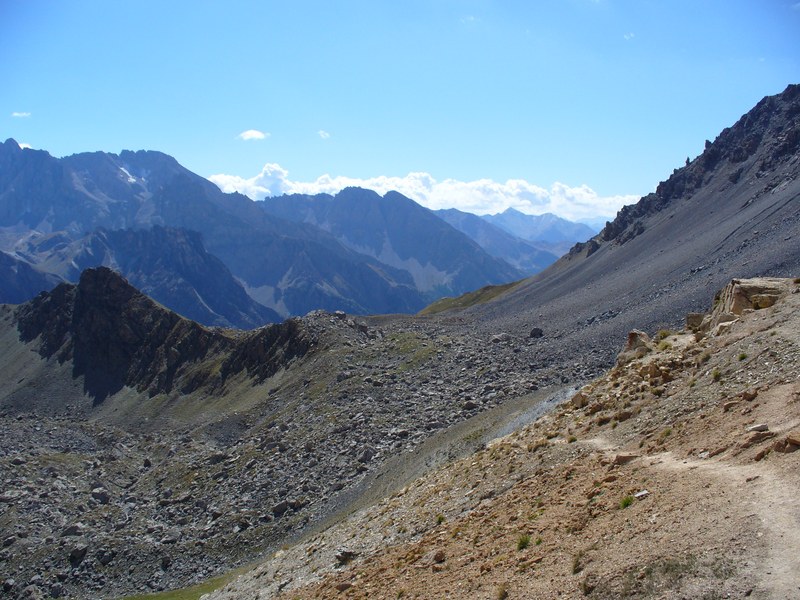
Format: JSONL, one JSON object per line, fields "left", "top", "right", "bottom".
{"left": 206, "top": 278, "right": 800, "bottom": 600}
{"left": 0, "top": 268, "right": 598, "bottom": 600}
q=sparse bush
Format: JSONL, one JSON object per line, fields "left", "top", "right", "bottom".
{"left": 517, "top": 534, "right": 531, "bottom": 551}
{"left": 656, "top": 329, "right": 673, "bottom": 340}
{"left": 620, "top": 495, "right": 634, "bottom": 509}
{"left": 712, "top": 368, "right": 722, "bottom": 382}
{"left": 535, "top": 536, "right": 543, "bottom": 546}
{"left": 657, "top": 340, "right": 672, "bottom": 351}
{"left": 496, "top": 584, "right": 509, "bottom": 600}
{"left": 436, "top": 514, "right": 445, "bottom": 525}
{"left": 738, "top": 352, "right": 747, "bottom": 361}
{"left": 568, "top": 435, "right": 577, "bottom": 443}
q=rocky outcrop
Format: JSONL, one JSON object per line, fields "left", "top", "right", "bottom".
{"left": 689, "top": 277, "right": 795, "bottom": 336}
{"left": 14, "top": 267, "right": 311, "bottom": 401}
{"left": 567, "top": 83, "right": 800, "bottom": 254}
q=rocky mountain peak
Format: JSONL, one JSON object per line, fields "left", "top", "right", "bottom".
{"left": 12, "top": 266, "right": 314, "bottom": 405}
{"left": 579, "top": 84, "right": 800, "bottom": 253}
{"left": 16, "top": 267, "right": 221, "bottom": 401}
{"left": 2, "top": 138, "right": 23, "bottom": 153}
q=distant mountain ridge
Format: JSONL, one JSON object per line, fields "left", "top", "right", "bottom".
{"left": 259, "top": 188, "right": 523, "bottom": 296}
{"left": 481, "top": 208, "right": 596, "bottom": 254}
{"left": 14, "top": 226, "right": 281, "bottom": 328}
{"left": 434, "top": 208, "right": 559, "bottom": 274}
{"left": 0, "top": 250, "right": 62, "bottom": 304}
{"left": 0, "top": 140, "right": 531, "bottom": 321}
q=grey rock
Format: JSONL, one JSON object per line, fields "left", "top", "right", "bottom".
{"left": 60, "top": 524, "right": 82, "bottom": 537}
{"left": 90, "top": 488, "right": 110, "bottom": 504}
{"left": 68, "top": 545, "right": 88, "bottom": 567}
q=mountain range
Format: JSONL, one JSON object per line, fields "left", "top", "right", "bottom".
{"left": 0, "top": 141, "right": 596, "bottom": 325}
{"left": 0, "top": 84, "right": 797, "bottom": 599}
{"left": 435, "top": 207, "right": 563, "bottom": 273}
{"left": 481, "top": 207, "right": 597, "bottom": 254}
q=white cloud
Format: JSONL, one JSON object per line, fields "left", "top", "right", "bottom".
{"left": 237, "top": 129, "right": 268, "bottom": 141}
{"left": 623, "top": 32, "right": 635, "bottom": 41}
{"left": 317, "top": 130, "right": 331, "bottom": 140}
{"left": 11, "top": 112, "right": 31, "bottom": 118}
{"left": 17, "top": 142, "right": 31, "bottom": 149}
{"left": 209, "top": 165, "right": 640, "bottom": 222}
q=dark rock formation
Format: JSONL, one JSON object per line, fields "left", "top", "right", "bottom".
{"left": 14, "top": 267, "right": 311, "bottom": 402}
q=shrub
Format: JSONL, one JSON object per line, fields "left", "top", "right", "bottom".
{"left": 738, "top": 352, "right": 747, "bottom": 361}
{"left": 517, "top": 534, "right": 531, "bottom": 551}
{"left": 712, "top": 369, "right": 722, "bottom": 382}
{"left": 620, "top": 495, "right": 634, "bottom": 509}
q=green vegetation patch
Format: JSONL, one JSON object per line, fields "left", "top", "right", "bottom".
{"left": 419, "top": 281, "right": 522, "bottom": 315}
{"left": 120, "top": 570, "right": 239, "bottom": 600}
{"left": 387, "top": 332, "right": 438, "bottom": 372}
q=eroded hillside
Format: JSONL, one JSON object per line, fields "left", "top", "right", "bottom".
{"left": 207, "top": 278, "right": 800, "bottom": 600}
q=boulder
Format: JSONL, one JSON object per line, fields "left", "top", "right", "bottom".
{"left": 616, "top": 330, "right": 653, "bottom": 365}
{"left": 91, "top": 488, "right": 110, "bottom": 504}
{"left": 68, "top": 545, "right": 88, "bottom": 567}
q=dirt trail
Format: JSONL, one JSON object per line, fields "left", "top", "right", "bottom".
{"left": 587, "top": 431, "right": 800, "bottom": 600}
{"left": 654, "top": 452, "right": 800, "bottom": 599}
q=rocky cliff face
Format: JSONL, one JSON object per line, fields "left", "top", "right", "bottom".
{"left": 470, "top": 85, "right": 799, "bottom": 352}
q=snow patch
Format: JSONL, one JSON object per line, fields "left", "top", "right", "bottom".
{"left": 119, "top": 167, "right": 137, "bottom": 184}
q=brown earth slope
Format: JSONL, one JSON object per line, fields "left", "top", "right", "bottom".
{"left": 208, "top": 278, "right": 800, "bottom": 600}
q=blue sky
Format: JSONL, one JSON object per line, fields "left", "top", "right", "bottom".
{"left": 2, "top": 1, "right": 798, "bottom": 221}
